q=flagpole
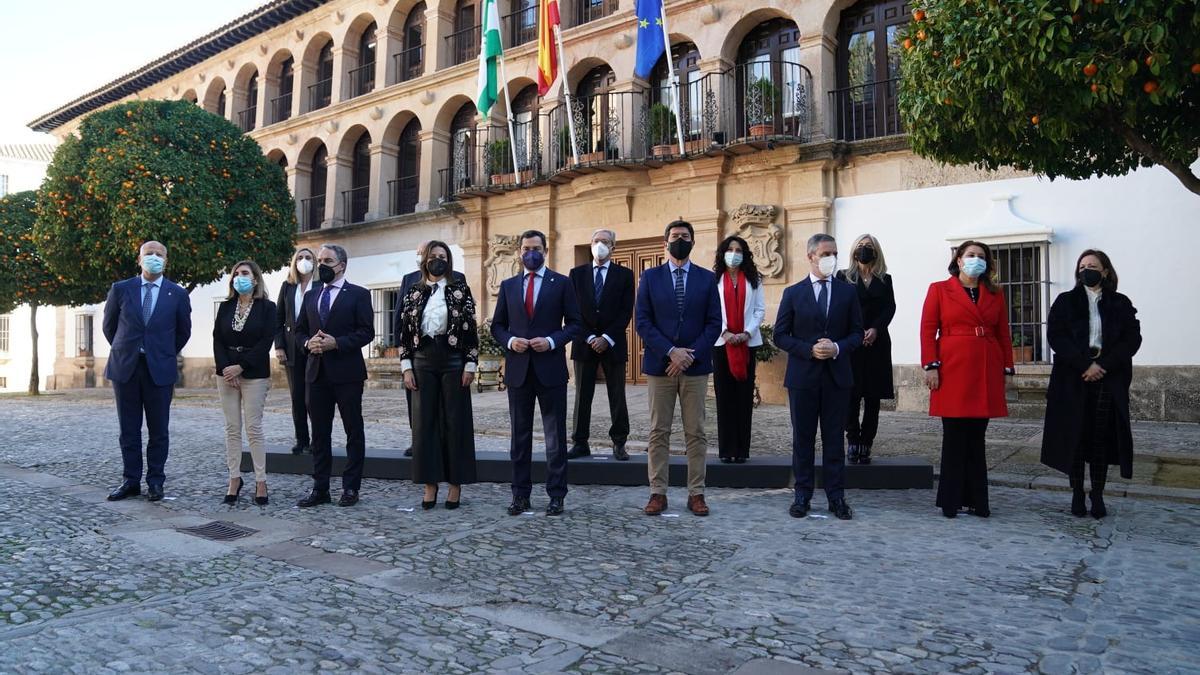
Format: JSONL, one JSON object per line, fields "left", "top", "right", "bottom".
{"left": 657, "top": 2, "right": 686, "bottom": 156}
{"left": 553, "top": 23, "right": 581, "bottom": 165}
{"left": 491, "top": 5, "right": 523, "bottom": 177}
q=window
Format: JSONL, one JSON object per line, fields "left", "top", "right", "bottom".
{"left": 736, "top": 18, "right": 806, "bottom": 139}
{"left": 573, "top": 0, "right": 617, "bottom": 26}
{"left": 75, "top": 314, "right": 94, "bottom": 356}
{"left": 345, "top": 133, "right": 372, "bottom": 224}
{"left": 650, "top": 43, "right": 702, "bottom": 144}
{"left": 450, "top": 1, "right": 480, "bottom": 66}
{"left": 238, "top": 71, "right": 259, "bottom": 132}
{"left": 576, "top": 65, "right": 617, "bottom": 158}
{"left": 449, "top": 102, "right": 478, "bottom": 192}
{"left": 993, "top": 242, "right": 1050, "bottom": 364}
{"left": 303, "top": 145, "right": 328, "bottom": 231}
{"left": 398, "top": 3, "right": 426, "bottom": 83}
{"left": 310, "top": 41, "right": 335, "bottom": 111}
{"left": 217, "top": 88, "right": 228, "bottom": 118}
{"left": 510, "top": 84, "right": 539, "bottom": 172}
{"left": 392, "top": 119, "right": 422, "bottom": 215}
{"left": 372, "top": 287, "right": 401, "bottom": 347}
{"left": 350, "top": 22, "right": 377, "bottom": 98}
{"left": 507, "top": 0, "right": 537, "bottom": 47}
{"left": 833, "top": 0, "right": 910, "bottom": 140}
{"left": 0, "top": 314, "right": 9, "bottom": 352}
{"left": 273, "top": 57, "right": 295, "bottom": 123}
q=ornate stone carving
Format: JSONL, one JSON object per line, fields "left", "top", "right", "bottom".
{"left": 295, "top": 29, "right": 305, "bottom": 42}
{"left": 325, "top": 120, "right": 339, "bottom": 134}
{"left": 420, "top": 90, "right": 435, "bottom": 105}
{"left": 901, "top": 157, "right": 1031, "bottom": 190}
{"left": 613, "top": 33, "right": 632, "bottom": 50}
{"left": 286, "top": 133, "right": 298, "bottom": 145}
{"left": 731, "top": 204, "right": 784, "bottom": 279}
{"left": 700, "top": 5, "right": 721, "bottom": 24}
{"left": 484, "top": 234, "right": 523, "bottom": 297}
{"left": 260, "top": 43, "right": 269, "bottom": 55}
{"left": 369, "top": 106, "right": 384, "bottom": 121}
{"left": 226, "top": 58, "right": 235, "bottom": 70}
{"left": 334, "top": 10, "right": 345, "bottom": 24}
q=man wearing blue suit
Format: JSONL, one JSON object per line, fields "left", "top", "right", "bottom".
{"left": 491, "top": 230, "right": 582, "bottom": 516}
{"left": 635, "top": 220, "right": 722, "bottom": 517}
{"left": 103, "top": 241, "right": 192, "bottom": 502}
{"left": 773, "top": 233, "right": 864, "bottom": 520}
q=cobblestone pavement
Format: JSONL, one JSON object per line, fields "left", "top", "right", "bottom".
{"left": 1, "top": 394, "right": 1198, "bottom": 674}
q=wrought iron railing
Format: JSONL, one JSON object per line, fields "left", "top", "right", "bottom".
{"left": 828, "top": 77, "right": 903, "bottom": 141}
{"left": 236, "top": 107, "right": 257, "bottom": 132}
{"left": 348, "top": 62, "right": 375, "bottom": 99}
{"left": 503, "top": 6, "right": 537, "bottom": 48}
{"left": 392, "top": 44, "right": 424, "bottom": 84}
{"left": 300, "top": 195, "right": 325, "bottom": 231}
{"left": 270, "top": 93, "right": 292, "bottom": 124}
{"left": 307, "top": 78, "right": 333, "bottom": 111}
{"left": 388, "top": 176, "right": 420, "bottom": 215}
{"left": 572, "top": 0, "right": 617, "bottom": 27}
{"left": 342, "top": 185, "right": 370, "bottom": 224}
{"left": 445, "top": 24, "right": 481, "bottom": 67}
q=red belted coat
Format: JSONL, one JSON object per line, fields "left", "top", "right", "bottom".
{"left": 920, "top": 277, "right": 1013, "bottom": 419}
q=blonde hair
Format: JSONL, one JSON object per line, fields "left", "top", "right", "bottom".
{"left": 286, "top": 247, "right": 315, "bottom": 285}
{"left": 844, "top": 233, "right": 887, "bottom": 283}
{"left": 225, "top": 260, "right": 270, "bottom": 300}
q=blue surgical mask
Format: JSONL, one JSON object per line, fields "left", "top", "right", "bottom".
{"left": 724, "top": 251, "right": 743, "bottom": 268}
{"left": 522, "top": 250, "right": 545, "bottom": 271}
{"left": 962, "top": 256, "right": 987, "bottom": 279}
{"left": 141, "top": 254, "right": 164, "bottom": 275}
{"left": 233, "top": 276, "right": 254, "bottom": 295}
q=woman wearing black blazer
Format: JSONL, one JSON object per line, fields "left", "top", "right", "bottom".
{"left": 273, "top": 247, "right": 315, "bottom": 455}
{"left": 1041, "top": 250, "right": 1141, "bottom": 518}
{"left": 837, "top": 234, "right": 896, "bottom": 465}
{"left": 399, "top": 241, "right": 479, "bottom": 509}
{"left": 215, "top": 260, "right": 278, "bottom": 505}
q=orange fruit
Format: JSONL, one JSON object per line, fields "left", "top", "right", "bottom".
{"left": 1144, "top": 55, "right": 1155, "bottom": 67}
{"left": 917, "top": 29, "right": 927, "bottom": 41}
{"left": 903, "top": 38, "right": 914, "bottom": 50}
{"left": 1090, "top": 83, "right": 1099, "bottom": 93}
{"left": 913, "top": 9, "right": 926, "bottom": 21}
{"left": 1143, "top": 80, "right": 1159, "bottom": 93}
{"left": 1031, "top": 115, "right": 1040, "bottom": 125}
{"left": 1083, "top": 63, "right": 1098, "bottom": 77}
{"left": 1191, "top": 63, "right": 1200, "bottom": 75}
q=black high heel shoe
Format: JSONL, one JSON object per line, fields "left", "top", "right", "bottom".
{"left": 254, "top": 481, "right": 269, "bottom": 506}
{"left": 422, "top": 486, "right": 438, "bottom": 510}
{"left": 445, "top": 486, "right": 461, "bottom": 510}
{"left": 223, "top": 477, "right": 244, "bottom": 505}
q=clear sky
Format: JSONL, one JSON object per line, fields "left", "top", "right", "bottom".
{"left": 0, "top": 0, "right": 264, "bottom": 145}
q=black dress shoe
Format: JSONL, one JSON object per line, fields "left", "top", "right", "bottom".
{"left": 734, "top": 457, "right": 746, "bottom": 464}
{"left": 297, "top": 489, "right": 331, "bottom": 508}
{"left": 942, "top": 508, "right": 957, "bottom": 519}
{"left": 223, "top": 477, "right": 244, "bottom": 505}
{"left": 107, "top": 481, "right": 141, "bottom": 501}
{"left": 720, "top": 457, "right": 733, "bottom": 464}
{"left": 507, "top": 497, "right": 531, "bottom": 516}
{"left": 829, "top": 498, "right": 853, "bottom": 520}
{"left": 404, "top": 446, "right": 413, "bottom": 457}
{"left": 859, "top": 443, "right": 873, "bottom": 465}
{"left": 968, "top": 507, "right": 990, "bottom": 518}
{"left": 290, "top": 444, "right": 304, "bottom": 455}
{"left": 146, "top": 485, "right": 164, "bottom": 502}
{"left": 566, "top": 446, "right": 590, "bottom": 459}
{"left": 545, "top": 497, "right": 564, "bottom": 516}
{"left": 788, "top": 500, "right": 811, "bottom": 518}
{"left": 337, "top": 490, "right": 359, "bottom": 507}
{"left": 612, "top": 444, "right": 629, "bottom": 461}
{"left": 1090, "top": 492, "right": 1107, "bottom": 519}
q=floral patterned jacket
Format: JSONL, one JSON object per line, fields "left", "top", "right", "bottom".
{"left": 397, "top": 279, "right": 480, "bottom": 364}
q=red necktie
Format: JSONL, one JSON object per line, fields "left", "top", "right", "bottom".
{"left": 525, "top": 272, "right": 535, "bottom": 318}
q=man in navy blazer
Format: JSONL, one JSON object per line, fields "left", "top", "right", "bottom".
{"left": 773, "top": 233, "right": 864, "bottom": 520}
{"left": 295, "top": 244, "right": 376, "bottom": 508}
{"left": 102, "top": 241, "right": 192, "bottom": 502}
{"left": 491, "top": 230, "right": 582, "bottom": 516}
{"left": 634, "top": 220, "right": 722, "bottom": 517}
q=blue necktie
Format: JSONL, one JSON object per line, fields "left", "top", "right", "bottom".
{"left": 673, "top": 268, "right": 685, "bottom": 317}
{"left": 142, "top": 282, "right": 154, "bottom": 324}
{"left": 817, "top": 279, "right": 829, "bottom": 330}
{"left": 594, "top": 266, "right": 604, "bottom": 305}
{"left": 319, "top": 285, "right": 332, "bottom": 325}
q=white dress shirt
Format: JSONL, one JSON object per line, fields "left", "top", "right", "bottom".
{"left": 1086, "top": 286, "right": 1103, "bottom": 350}
{"left": 293, "top": 279, "right": 313, "bottom": 321}
{"left": 507, "top": 266, "right": 556, "bottom": 351}
{"left": 587, "top": 260, "right": 616, "bottom": 347}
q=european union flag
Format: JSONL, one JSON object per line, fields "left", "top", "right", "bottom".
{"left": 633, "top": 0, "right": 665, "bottom": 79}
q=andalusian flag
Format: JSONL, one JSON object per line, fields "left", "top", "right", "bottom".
{"left": 476, "top": 0, "right": 503, "bottom": 117}
{"left": 536, "top": 0, "right": 561, "bottom": 96}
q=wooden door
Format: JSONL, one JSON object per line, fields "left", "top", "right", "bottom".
{"left": 578, "top": 238, "right": 666, "bottom": 384}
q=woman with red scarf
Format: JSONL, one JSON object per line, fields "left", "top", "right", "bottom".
{"left": 713, "top": 236, "right": 767, "bottom": 463}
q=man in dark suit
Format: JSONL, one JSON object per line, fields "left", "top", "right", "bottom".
{"left": 773, "top": 233, "right": 864, "bottom": 520}
{"left": 102, "top": 240, "right": 192, "bottom": 502}
{"left": 491, "top": 229, "right": 582, "bottom": 516}
{"left": 634, "top": 220, "right": 723, "bottom": 517}
{"left": 295, "top": 244, "right": 376, "bottom": 508}
{"left": 567, "top": 228, "right": 634, "bottom": 461}
{"left": 394, "top": 240, "right": 466, "bottom": 457}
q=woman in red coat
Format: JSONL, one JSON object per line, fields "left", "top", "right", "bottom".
{"left": 920, "top": 240, "right": 1014, "bottom": 518}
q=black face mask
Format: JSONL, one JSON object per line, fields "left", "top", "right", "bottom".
{"left": 668, "top": 239, "right": 693, "bottom": 261}
{"left": 426, "top": 258, "right": 448, "bottom": 278}
{"left": 854, "top": 247, "right": 877, "bottom": 264}
{"left": 318, "top": 263, "right": 337, "bottom": 284}
{"left": 1078, "top": 268, "right": 1103, "bottom": 288}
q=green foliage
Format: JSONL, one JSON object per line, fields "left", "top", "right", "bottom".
{"left": 477, "top": 319, "right": 504, "bottom": 357}
{"left": 0, "top": 191, "right": 95, "bottom": 312}
{"left": 648, "top": 103, "right": 678, "bottom": 146}
{"left": 898, "top": 0, "right": 1200, "bottom": 195}
{"left": 35, "top": 100, "right": 298, "bottom": 292}
{"left": 487, "top": 138, "right": 513, "bottom": 176}
{"left": 745, "top": 78, "right": 781, "bottom": 126}
{"left": 754, "top": 323, "right": 780, "bottom": 363}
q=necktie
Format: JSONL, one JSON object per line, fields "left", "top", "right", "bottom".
{"left": 674, "top": 268, "right": 685, "bottom": 317}
{"left": 817, "top": 279, "right": 829, "bottom": 329}
{"left": 525, "top": 273, "right": 536, "bottom": 318}
{"left": 142, "top": 282, "right": 154, "bottom": 324}
{"left": 593, "top": 266, "right": 604, "bottom": 305}
{"left": 319, "top": 284, "right": 333, "bottom": 325}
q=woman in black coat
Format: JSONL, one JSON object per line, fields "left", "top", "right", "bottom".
{"left": 273, "top": 247, "right": 316, "bottom": 455}
{"left": 837, "top": 234, "right": 896, "bottom": 465}
{"left": 1041, "top": 249, "right": 1141, "bottom": 518}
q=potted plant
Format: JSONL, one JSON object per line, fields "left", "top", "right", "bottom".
{"left": 1011, "top": 333, "right": 1034, "bottom": 364}
{"left": 752, "top": 323, "right": 780, "bottom": 407}
{"left": 556, "top": 125, "right": 577, "bottom": 167}
{"left": 648, "top": 102, "right": 679, "bottom": 158}
{"left": 476, "top": 319, "right": 507, "bottom": 392}
{"left": 487, "top": 138, "right": 516, "bottom": 186}
{"left": 746, "top": 77, "right": 780, "bottom": 137}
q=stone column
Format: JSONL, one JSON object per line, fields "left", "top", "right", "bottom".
{"left": 419, "top": 127, "right": 450, "bottom": 208}
{"left": 426, "top": 5, "right": 455, "bottom": 71}
{"left": 382, "top": 24, "right": 402, "bottom": 87}
{"left": 370, "top": 142, "right": 399, "bottom": 220}
{"left": 287, "top": 165, "right": 307, "bottom": 227}
{"left": 330, "top": 46, "right": 347, "bottom": 107}
{"left": 695, "top": 56, "right": 734, "bottom": 143}
{"left": 326, "top": 154, "right": 353, "bottom": 227}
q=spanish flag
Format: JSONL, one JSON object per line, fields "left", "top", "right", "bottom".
{"left": 536, "top": 0, "right": 560, "bottom": 96}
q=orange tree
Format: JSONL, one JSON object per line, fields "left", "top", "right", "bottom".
{"left": 0, "top": 191, "right": 96, "bottom": 394}
{"left": 35, "top": 100, "right": 296, "bottom": 292}
{"left": 898, "top": 0, "right": 1200, "bottom": 195}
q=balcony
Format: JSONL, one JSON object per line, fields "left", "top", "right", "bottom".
{"left": 307, "top": 78, "right": 333, "bottom": 112}
{"left": 571, "top": 0, "right": 617, "bottom": 27}
{"left": 236, "top": 106, "right": 257, "bottom": 132}
{"left": 392, "top": 44, "right": 424, "bottom": 84}
{"left": 828, "top": 78, "right": 903, "bottom": 142}
{"left": 389, "top": 176, "right": 420, "bottom": 216}
{"left": 445, "top": 24, "right": 481, "bottom": 67}
{"left": 300, "top": 195, "right": 325, "bottom": 231}
{"left": 437, "top": 60, "right": 814, "bottom": 199}
{"left": 270, "top": 92, "right": 292, "bottom": 124}
{"left": 504, "top": 6, "right": 537, "bottom": 48}
{"left": 348, "top": 62, "right": 375, "bottom": 99}
{"left": 342, "top": 185, "right": 370, "bottom": 224}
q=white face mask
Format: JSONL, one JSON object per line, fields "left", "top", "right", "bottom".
{"left": 296, "top": 259, "right": 313, "bottom": 275}
{"left": 591, "top": 242, "right": 610, "bottom": 261}
{"left": 724, "top": 251, "right": 743, "bottom": 268}
{"left": 818, "top": 254, "right": 837, "bottom": 277}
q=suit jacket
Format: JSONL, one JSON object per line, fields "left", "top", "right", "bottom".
{"left": 715, "top": 273, "right": 767, "bottom": 347}
{"left": 102, "top": 275, "right": 192, "bottom": 386}
{"left": 214, "top": 297, "right": 278, "bottom": 379}
{"left": 273, "top": 279, "right": 315, "bottom": 364}
{"left": 773, "top": 276, "right": 863, "bottom": 389}
{"left": 491, "top": 269, "right": 582, "bottom": 388}
{"left": 394, "top": 269, "right": 466, "bottom": 345}
{"left": 919, "top": 277, "right": 1011, "bottom": 418}
{"left": 634, "top": 263, "right": 723, "bottom": 376}
{"left": 569, "top": 261, "right": 634, "bottom": 362}
{"left": 295, "top": 281, "right": 375, "bottom": 384}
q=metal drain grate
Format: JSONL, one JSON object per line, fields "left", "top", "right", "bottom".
{"left": 176, "top": 521, "right": 258, "bottom": 541}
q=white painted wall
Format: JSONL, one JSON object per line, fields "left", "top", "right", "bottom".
{"left": 831, "top": 162, "right": 1200, "bottom": 366}
{"left": 0, "top": 156, "right": 50, "bottom": 195}
{"left": 0, "top": 305, "right": 58, "bottom": 392}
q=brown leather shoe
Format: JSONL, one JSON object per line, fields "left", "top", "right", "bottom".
{"left": 643, "top": 494, "right": 667, "bottom": 516}
{"left": 687, "top": 494, "right": 709, "bottom": 516}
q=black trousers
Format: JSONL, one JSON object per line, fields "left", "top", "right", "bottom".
{"left": 113, "top": 355, "right": 174, "bottom": 488}
{"left": 508, "top": 369, "right": 568, "bottom": 499}
{"left": 1071, "top": 381, "right": 1112, "bottom": 490}
{"left": 937, "top": 417, "right": 990, "bottom": 513}
{"left": 307, "top": 371, "right": 366, "bottom": 492}
{"left": 845, "top": 391, "right": 881, "bottom": 445}
{"left": 284, "top": 355, "right": 310, "bottom": 448}
{"left": 713, "top": 345, "right": 757, "bottom": 460}
{"left": 788, "top": 369, "right": 850, "bottom": 502}
{"left": 570, "top": 358, "right": 630, "bottom": 447}
{"left": 411, "top": 339, "right": 476, "bottom": 485}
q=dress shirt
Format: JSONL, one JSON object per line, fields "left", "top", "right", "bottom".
{"left": 293, "top": 279, "right": 313, "bottom": 321}
{"left": 587, "top": 260, "right": 616, "bottom": 347}
{"left": 141, "top": 275, "right": 162, "bottom": 318}
{"left": 507, "top": 266, "right": 556, "bottom": 351}
{"left": 320, "top": 277, "right": 347, "bottom": 310}
{"left": 1086, "top": 286, "right": 1103, "bottom": 350}
{"left": 808, "top": 272, "right": 839, "bottom": 358}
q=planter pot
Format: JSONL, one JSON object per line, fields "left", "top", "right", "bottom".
{"left": 651, "top": 144, "right": 675, "bottom": 158}
{"left": 382, "top": 347, "right": 400, "bottom": 358}
{"left": 749, "top": 123, "right": 775, "bottom": 137}
{"left": 579, "top": 151, "right": 606, "bottom": 164}
{"left": 685, "top": 139, "right": 709, "bottom": 154}
{"left": 1012, "top": 346, "right": 1034, "bottom": 363}
{"left": 490, "top": 169, "right": 534, "bottom": 186}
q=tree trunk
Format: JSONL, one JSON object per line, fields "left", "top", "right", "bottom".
{"left": 1110, "top": 117, "right": 1200, "bottom": 196}
{"left": 28, "top": 303, "right": 39, "bottom": 396}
